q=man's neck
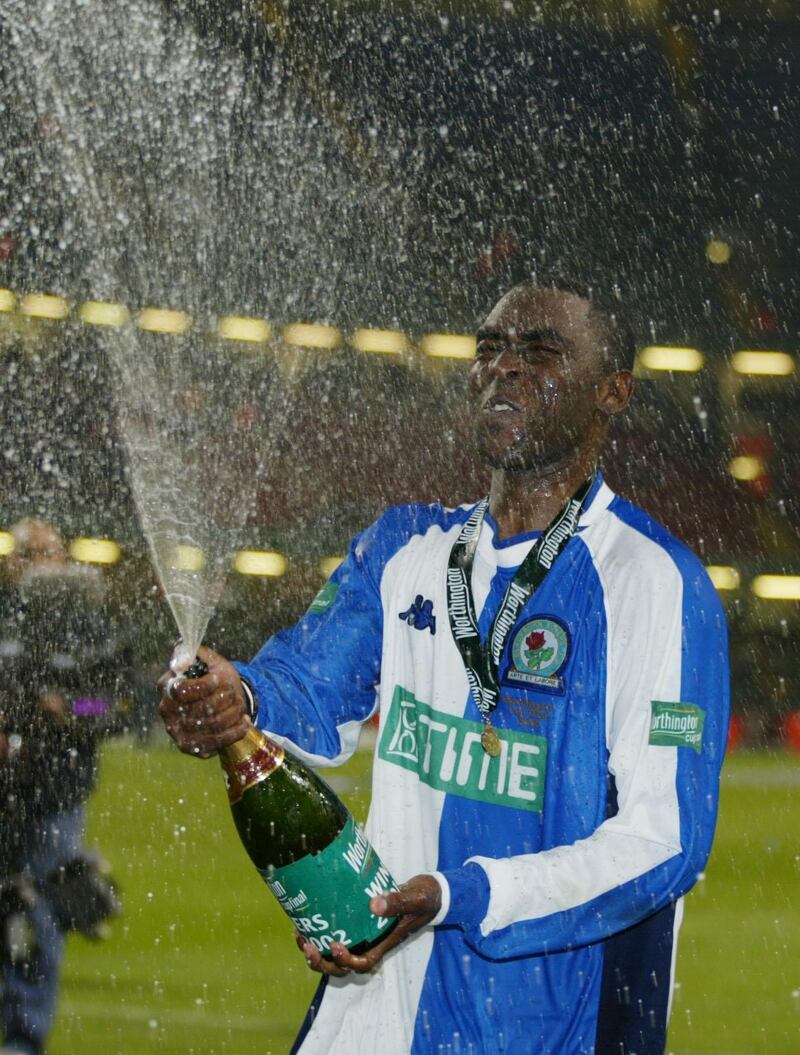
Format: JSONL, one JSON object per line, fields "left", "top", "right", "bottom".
{"left": 488, "top": 456, "right": 597, "bottom": 539}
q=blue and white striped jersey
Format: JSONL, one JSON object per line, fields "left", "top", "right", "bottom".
{"left": 236, "top": 475, "right": 729, "bottom": 1055}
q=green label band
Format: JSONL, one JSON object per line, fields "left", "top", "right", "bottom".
{"left": 259, "top": 816, "right": 399, "bottom": 956}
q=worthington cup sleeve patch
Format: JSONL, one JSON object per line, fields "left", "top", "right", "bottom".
{"left": 649, "top": 701, "right": 705, "bottom": 753}
{"left": 308, "top": 580, "right": 339, "bottom": 614}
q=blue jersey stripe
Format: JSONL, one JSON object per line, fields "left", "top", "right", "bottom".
{"left": 594, "top": 902, "right": 677, "bottom": 1054}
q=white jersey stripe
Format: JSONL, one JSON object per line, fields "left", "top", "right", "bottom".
{"left": 667, "top": 895, "right": 685, "bottom": 1022}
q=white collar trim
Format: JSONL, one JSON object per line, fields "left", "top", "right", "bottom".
{"left": 579, "top": 480, "right": 615, "bottom": 527}
{"left": 473, "top": 479, "right": 615, "bottom": 569}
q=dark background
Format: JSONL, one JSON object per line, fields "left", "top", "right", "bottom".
{"left": 0, "top": 0, "right": 797, "bottom": 735}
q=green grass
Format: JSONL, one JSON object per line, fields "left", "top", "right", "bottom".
{"left": 48, "top": 744, "right": 800, "bottom": 1055}
{"left": 668, "top": 752, "right": 800, "bottom": 1055}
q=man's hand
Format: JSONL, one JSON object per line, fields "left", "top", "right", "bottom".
{"left": 157, "top": 645, "right": 249, "bottom": 758}
{"left": 296, "top": 874, "right": 442, "bottom": 976}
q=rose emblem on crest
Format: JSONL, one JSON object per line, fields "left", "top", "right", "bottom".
{"left": 524, "top": 629, "right": 555, "bottom": 671}
{"left": 511, "top": 618, "right": 569, "bottom": 686}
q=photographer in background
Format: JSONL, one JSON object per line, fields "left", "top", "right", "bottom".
{"left": 0, "top": 519, "right": 122, "bottom": 1055}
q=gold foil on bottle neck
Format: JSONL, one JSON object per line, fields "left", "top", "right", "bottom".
{"left": 220, "top": 726, "right": 285, "bottom": 803}
{"left": 220, "top": 725, "right": 267, "bottom": 765}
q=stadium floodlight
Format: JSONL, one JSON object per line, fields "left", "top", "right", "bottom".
{"left": 636, "top": 346, "right": 705, "bottom": 373}
{"left": 351, "top": 328, "right": 408, "bottom": 356}
{"left": 233, "top": 549, "right": 287, "bottom": 576}
{"left": 173, "top": 545, "right": 206, "bottom": 572}
{"left": 137, "top": 307, "right": 192, "bottom": 334}
{"left": 728, "top": 456, "right": 763, "bottom": 482}
{"left": 283, "top": 323, "right": 341, "bottom": 350}
{"left": 319, "top": 556, "right": 344, "bottom": 579}
{"left": 421, "top": 333, "right": 476, "bottom": 359}
{"left": 731, "top": 351, "right": 795, "bottom": 377}
{"left": 706, "top": 566, "right": 740, "bottom": 591}
{"left": 0, "top": 289, "right": 16, "bottom": 312}
{"left": 20, "top": 293, "right": 70, "bottom": 320}
{"left": 217, "top": 315, "right": 271, "bottom": 343}
{"left": 751, "top": 575, "right": 800, "bottom": 601}
{"left": 70, "top": 538, "right": 121, "bottom": 564}
{"left": 0, "top": 531, "right": 15, "bottom": 556}
{"left": 705, "top": 240, "right": 732, "bottom": 265}
{"left": 79, "top": 300, "right": 131, "bottom": 327}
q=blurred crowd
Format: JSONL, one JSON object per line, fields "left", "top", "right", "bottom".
{"left": 1, "top": 324, "right": 798, "bottom": 746}
{"left": 0, "top": 519, "right": 124, "bottom": 1055}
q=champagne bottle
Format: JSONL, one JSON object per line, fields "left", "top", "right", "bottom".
{"left": 182, "top": 659, "right": 399, "bottom": 958}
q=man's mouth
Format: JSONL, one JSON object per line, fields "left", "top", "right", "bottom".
{"left": 482, "top": 397, "right": 520, "bottom": 414}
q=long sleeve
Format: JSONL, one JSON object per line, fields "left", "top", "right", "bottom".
{"left": 438, "top": 533, "right": 730, "bottom": 960}
{"left": 234, "top": 504, "right": 437, "bottom": 768}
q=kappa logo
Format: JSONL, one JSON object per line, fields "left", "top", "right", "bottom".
{"left": 399, "top": 595, "right": 436, "bottom": 634}
{"left": 507, "top": 617, "right": 569, "bottom": 693}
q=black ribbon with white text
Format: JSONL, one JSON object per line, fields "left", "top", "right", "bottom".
{"left": 446, "top": 475, "right": 595, "bottom": 730}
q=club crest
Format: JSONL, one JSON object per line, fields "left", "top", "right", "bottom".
{"left": 507, "top": 617, "right": 569, "bottom": 693}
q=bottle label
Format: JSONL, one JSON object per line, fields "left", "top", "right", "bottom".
{"left": 258, "top": 815, "right": 399, "bottom": 955}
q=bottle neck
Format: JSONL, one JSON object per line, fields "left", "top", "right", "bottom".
{"left": 219, "top": 725, "right": 285, "bottom": 804}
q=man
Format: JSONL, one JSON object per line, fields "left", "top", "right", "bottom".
{"left": 0, "top": 519, "right": 119, "bottom": 1055}
{"left": 160, "top": 283, "right": 729, "bottom": 1055}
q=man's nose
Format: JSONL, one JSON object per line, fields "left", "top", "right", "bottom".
{"left": 486, "top": 347, "right": 523, "bottom": 380}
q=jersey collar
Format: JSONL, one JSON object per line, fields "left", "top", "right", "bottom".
{"left": 579, "top": 471, "right": 615, "bottom": 528}
{"left": 473, "top": 471, "right": 614, "bottom": 568}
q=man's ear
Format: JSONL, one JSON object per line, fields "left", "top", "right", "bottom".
{"left": 596, "top": 370, "right": 634, "bottom": 418}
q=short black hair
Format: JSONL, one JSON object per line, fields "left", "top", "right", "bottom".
{"left": 508, "top": 276, "right": 637, "bottom": 375}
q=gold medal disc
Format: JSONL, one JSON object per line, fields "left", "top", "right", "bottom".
{"left": 481, "top": 725, "right": 502, "bottom": 757}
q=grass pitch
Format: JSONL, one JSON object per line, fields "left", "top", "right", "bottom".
{"left": 48, "top": 742, "right": 800, "bottom": 1055}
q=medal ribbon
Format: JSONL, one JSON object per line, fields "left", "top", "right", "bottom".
{"left": 446, "top": 475, "right": 595, "bottom": 733}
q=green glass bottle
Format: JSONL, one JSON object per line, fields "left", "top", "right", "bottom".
{"left": 182, "top": 660, "right": 399, "bottom": 957}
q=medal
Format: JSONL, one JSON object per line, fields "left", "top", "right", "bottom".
{"left": 481, "top": 724, "right": 502, "bottom": 757}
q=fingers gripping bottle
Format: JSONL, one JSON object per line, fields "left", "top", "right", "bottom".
{"left": 183, "top": 660, "right": 399, "bottom": 957}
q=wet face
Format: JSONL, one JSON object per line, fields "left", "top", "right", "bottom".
{"left": 468, "top": 286, "right": 627, "bottom": 473}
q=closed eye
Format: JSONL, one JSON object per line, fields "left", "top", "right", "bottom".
{"left": 518, "top": 329, "right": 566, "bottom": 353}
{"left": 475, "top": 340, "right": 504, "bottom": 360}
{"left": 519, "top": 341, "right": 562, "bottom": 359}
